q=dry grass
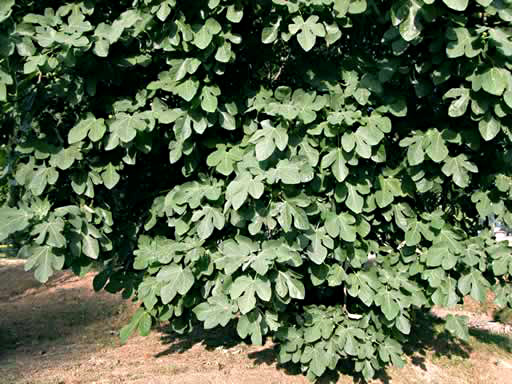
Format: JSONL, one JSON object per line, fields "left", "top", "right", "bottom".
{"left": 1, "top": 259, "right": 512, "bottom": 384}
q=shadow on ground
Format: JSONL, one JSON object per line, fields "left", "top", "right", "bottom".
{"left": 2, "top": 258, "right": 511, "bottom": 384}
{"left": 0, "top": 261, "right": 81, "bottom": 301}
{"left": 470, "top": 328, "right": 512, "bottom": 353}
{"left": 402, "top": 311, "right": 471, "bottom": 371}
{"left": 156, "top": 324, "right": 241, "bottom": 357}
{"left": 0, "top": 262, "right": 124, "bottom": 359}
{"left": 156, "top": 309, "right": 512, "bottom": 383}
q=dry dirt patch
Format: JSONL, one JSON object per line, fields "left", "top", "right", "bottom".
{"left": 1, "top": 259, "right": 512, "bottom": 384}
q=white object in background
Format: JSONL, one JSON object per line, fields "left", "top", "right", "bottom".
{"left": 495, "top": 229, "right": 512, "bottom": 245}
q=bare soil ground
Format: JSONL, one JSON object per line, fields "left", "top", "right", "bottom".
{"left": 1, "top": 259, "right": 512, "bottom": 384}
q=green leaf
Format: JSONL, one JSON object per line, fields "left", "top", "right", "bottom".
{"left": 173, "top": 181, "right": 221, "bottom": 209}
{"left": 424, "top": 245, "right": 452, "bottom": 268}
{"left": 0, "top": 207, "right": 33, "bottom": 242}
{"left": 215, "top": 42, "right": 232, "bottom": 63}
{"left": 238, "top": 312, "right": 263, "bottom": 344}
{"left": 405, "top": 219, "right": 427, "bottom": 246}
{"left": 478, "top": 113, "right": 501, "bottom": 141}
{"left": 32, "top": 217, "right": 66, "bottom": 248}
{"left": 69, "top": 117, "right": 105, "bottom": 144}
{"left": 378, "top": 338, "right": 405, "bottom": 368}
{"left": 200, "top": 86, "right": 219, "bottom": 113}
{"left": 445, "top": 314, "right": 469, "bottom": 341}
{"left": 305, "top": 318, "right": 334, "bottom": 344}
{"left": 120, "top": 308, "right": 146, "bottom": 343}
{"left": 157, "top": 264, "right": 195, "bottom": 304}
{"left": 446, "top": 28, "right": 480, "bottom": 58}
{"left": 337, "top": 325, "right": 366, "bottom": 356}
{"left": 261, "top": 17, "right": 281, "bottom": 44}
{"left": 156, "top": 2, "right": 171, "bottom": 21}
{"left": 277, "top": 200, "right": 310, "bottom": 231}
{"left": 68, "top": 121, "right": 90, "bottom": 144}
{"left": 29, "top": 167, "right": 59, "bottom": 196}
{"left": 176, "top": 79, "right": 200, "bottom": 101}
{"left": 489, "top": 28, "right": 512, "bottom": 58}
{"left": 230, "top": 275, "right": 271, "bottom": 314}
{"left": 289, "top": 15, "right": 326, "bottom": 52}
{"left": 346, "top": 271, "right": 380, "bottom": 306}
{"left": 82, "top": 233, "right": 100, "bottom": 260}
{"left": 226, "top": 5, "right": 243, "bottom": 23}
{"left": 458, "top": 270, "right": 489, "bottom": 302}
{"left": 441, "top": 155, "right": 478, "bottom": 188}
{"left": 207, "top": 145, "right": 243, "bottom": 176}
{"left": 152, "top": 99, "right": 182, "bottom": 124}
{"left": 250, "top": 120, "right": 288, "bottom": 161}
{"left": 480, "top": 68, "right": 507, "bottom": 96}
{"left": 375, "top": 176, "right": 401, "bottom": 208}
{"left": 349, "top": 0, "right": 367, "bottom": 14}
{"left": 442, "top": 0, "right": 468, "bottom": 11}
{"left": 133, "top": 237, "right": 177, "bottom": 270}
{"left": 345, "top": 184, "right": 364, "bottom": 214}
{"left": 425, "top": 130, "right": 449, "bottom": 163}
{"left": 491, "top": 246, "right": 512, "bottom": 276}
{"left": 325, "top": 212, "right": 357, "bottom": 242}
{"left": 395, "top": 314, "right": 411, "bottom": 335}
{"left": 333, "top": 149, "right": 349, "bottom": 182}
{"left": 277, "top": 271, "right": 305, "bottom": 300}
{"left": 192, "top": 206, "right": 225, "bottom": 240}
{"left": 0, "top": 0, "right": 14, "bottom": 23}
{"left": 299, "top": 139, "right": 320, "bottom": 167}
{"left": 110, "top": 113, "right": 146, "bottom": 143}
{"left": 271, "top": 157, "right": 314, "bottom": 185}
{"left": 24, "top": 245, "right": 65, "bottom": 283}
{"left": 407, "top": 139, "right": 424, "bottom": 166}
{"left": 215, "top": 240, "right": 251, "bottom": 275}
{"left": 444, "top": 87, "right": 470, "bottom": 117}
{"left": 138, "top": 312, "right": 152, "bottom": 336}
{"left": 226, "top": 173, "right": 264, "bottom": 210}
{"left": 433, "top": 277, "right": 460, "bottom": 307}
{"left": 102, "top": 163, "right": 120, "bottom": 189}
{"left": 396, "top": 0, "right": 422, "bottom": 42}
{"left": 321, "top": 149, "right": 348, "bottom": 182}
{"left": 171, "top": 58, "right": 201, "bottom": 82}
{"left": 334, "top": 0, "right": 350, "bottom": 17}
{"left": 219, "top": 111, "right": 236, "bottom": 131}
{"left": 194, "top": 26, "right": 213, "bottom": 49}
{"left": 375, "top": 290, "right": 400, "bottom": 321}
{"left": 309, "top": 345, "right": 328, "bottom": 377}
{"left": 194, "top": 295, "right": 237, "bottom": 329}
{"left": 325, "top": 23, "right": 341, "bottom": 46}
{"left": 49, "top": 146, "right": 82, "bottom": 171}
{"left": 505, "top": 89, "right": 512, "bottom": 109}
{"left": 216, "top": 236, "right": 258, "bottom": 274}
{"left": 137, "top": 277, "right": 160, "bottom": 310}
{"left": 306, "top": 228, "right": 333, "bottom": 265}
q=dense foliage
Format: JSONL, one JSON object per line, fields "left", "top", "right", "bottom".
{"left": 0, "top": 144, "right": 7, "bottom": 205}
{"left": 1, "top": 0, "right": 512, "bottom": 380}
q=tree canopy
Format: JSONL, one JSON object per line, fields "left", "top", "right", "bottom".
{"left": 1, "top": 0, "right": 512, "bottom": 381}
